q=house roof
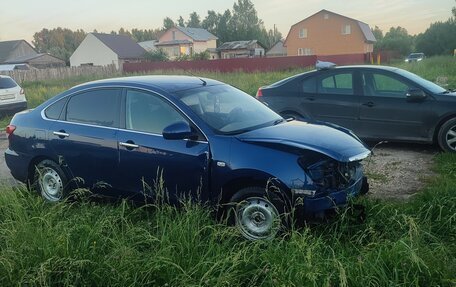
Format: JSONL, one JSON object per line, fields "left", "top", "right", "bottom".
{"left": 284, "top": 9, "right": 377, "bottom": 45}
{"left": 217, "top": 40, "right": 266, "bottom": 51}
{"left": 138, "top": 40, "right": 158, "bottom": 51}
{"left": 92, "top": 33, "right": 146, "bottom": 59}
{"left": 5, "top": 53, "right": 65, "bottom": 64}
{"left": 266, "top": 39, "right": 287, "bottom": 56}
{"left": 175, "top": 27, "right": 218, "bottom": 41}
{"left": 0, "top": 40, "right": 37, "bottom": 63}
{"left": 155, "top": 39, "right": 193, "bottom": 46}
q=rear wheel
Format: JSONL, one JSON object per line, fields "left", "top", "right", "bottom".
{"left": 32, "top": 160, "right": 68, "bottom": 202}
{"left": 230, "top": 187, "right": 286, "bottom": 240}
{"left": 438, "top": 118, "right": 456, "bottom": 152}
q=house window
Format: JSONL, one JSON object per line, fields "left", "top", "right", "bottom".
{"left": 172, "top": 31, "right": 176, "bottom": 40}
{"left": 324, "top": 13, "right": 329, "bottom": 19}
{"left": 298, "top": 48, "right": 313, "bottom": 56}
{"left": 172, "top": 46, "right": 179, "bottom": 56}
{"left": 299, "top": 28, "right": 307, "bottom": 38}
{"left": 342, "top": 24, "right": 351, "bottom": 35}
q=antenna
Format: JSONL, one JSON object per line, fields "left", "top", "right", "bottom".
{"left": 172, "top": 58, "right": 207, "bottom": 86}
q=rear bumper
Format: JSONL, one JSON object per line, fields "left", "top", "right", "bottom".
{"left": 4, "top": 148, "right": 31, "bottom": 183}
{"left": 0, "top": 101, "right": 27, "bottom": 115}
{"left": 297, "top": 176, "right": 368, "bottom": 218}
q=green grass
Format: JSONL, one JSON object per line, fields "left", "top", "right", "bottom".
{"left": 0, "top": 154, "right": 454, "bottom": 286}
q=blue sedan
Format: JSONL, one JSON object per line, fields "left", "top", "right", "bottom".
{"left": 5, "top": 76, "right": 370, "bottom": 240}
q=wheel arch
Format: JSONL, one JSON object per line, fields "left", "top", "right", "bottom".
{"left": 433, "top": 113, "right": 456, "bottom": 143}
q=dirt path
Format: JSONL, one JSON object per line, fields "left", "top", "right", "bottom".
{"left": 364, "top": 142, "right": 438, "bottom": 200}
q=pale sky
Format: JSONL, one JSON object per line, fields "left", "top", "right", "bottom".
{"left": 0, "top": 0, "right": 453, "bottom": 43}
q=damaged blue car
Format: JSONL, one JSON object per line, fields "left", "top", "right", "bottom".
{"left": 5, "top": 76, "right": 370, "bottom": 240}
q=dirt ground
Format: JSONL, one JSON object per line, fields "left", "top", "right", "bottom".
{"left": 0, "top": 132, "right": 438, "bottom": 200}
{"left": 363, "top": 141, "right": 438, "bottom": 200}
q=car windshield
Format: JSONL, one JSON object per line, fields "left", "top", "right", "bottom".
{"left": 175, "top": 84, "right": 283, "bottom": 134}
{"left": 396, "top": 69, "right": 446, "bottom": 94}
{"left": 0, "top": 77, "right": 17, "bottom": 89}
{"left": 408, "top": 53, "right": 422, "bottom": 58}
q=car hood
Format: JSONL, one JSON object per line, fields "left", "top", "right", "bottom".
{"left": 237, "top": 121, "right": 371, "bottom": 162}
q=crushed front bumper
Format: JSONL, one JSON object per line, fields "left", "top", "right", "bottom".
{"left": 295, "top": 176, "right": 369, "bottom": 218}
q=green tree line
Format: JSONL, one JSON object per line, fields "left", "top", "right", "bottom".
{"left": 32, "top": 0, "right": 281, "bottom": 63}
{"left": 372, "top": 1, "right": 456, "bottom": 57}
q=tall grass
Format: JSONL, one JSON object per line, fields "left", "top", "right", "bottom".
{"left": 0, "top": 153, "right": 455, "bottom": 286}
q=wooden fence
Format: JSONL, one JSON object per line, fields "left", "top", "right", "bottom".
{"left": 0, "top": 65, "right": 118, "bottom": 84}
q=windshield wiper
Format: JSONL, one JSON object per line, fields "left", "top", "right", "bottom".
{"left": 273, "top": 118, "right": 286, "bottom": 125}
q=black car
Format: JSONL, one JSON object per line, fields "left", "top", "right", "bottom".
{"left": 256, "top": 65, "right": 456, "bottom": 152}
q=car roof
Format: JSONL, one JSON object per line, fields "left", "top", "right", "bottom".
{"left": 268, "top": 65, "right": 401, "bottom": 87}
{"left": 73, "top": 75, "right": 223, "bottom": 93}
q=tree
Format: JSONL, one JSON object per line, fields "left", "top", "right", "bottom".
{"left": 377, "top": 26, "right": 413, "bottom": 55}
{"left": 144, "top": 48, "right": 169, "bottom": 61}
{"left": 371, "top": 26, "right": 384, "bottom": 52}
{"left": 186, "top": 12, "right": 201, "bottom": 28}
{"left": 415, "top": 20, "right": 456, "bottom": 56}
{"left": 33, "top": 27, "right": 86, "bottom": 64}
{"left": 453, "top": 0, "right": 456, "bottom": 17}
{"left": 202, "top": 10, "right": 219, "bottom": 34}
{"left": 163, "top": 17, "right": 175, "bottom": 30}
{"left": 177, "top": 16, "right": 185, "bottom": 27}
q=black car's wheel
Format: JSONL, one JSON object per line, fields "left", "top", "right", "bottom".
{"left": 438, "top": 118, "right": 456, "bottom": 152}
{"left": 230, "top": 187, "right": 287, "bottom": 240}
{"left": 32, "top": 160, "right": 68, "bottom": 202}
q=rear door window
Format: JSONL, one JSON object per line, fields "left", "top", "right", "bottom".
{"left": 0, "top": 77, "right": 18, "bottom": 89}
{"left": 45, "top": 98, "right": 67, "bottom": 120}
{"left": 318, "top": 72, "right": 353, "bottom": 95}
{"left": 65, "top": 89, "right": 121, "bottom": 127}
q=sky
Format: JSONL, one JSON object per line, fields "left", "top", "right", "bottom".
{"left": 0, "top": 0, "right": 453, "bottom": 43}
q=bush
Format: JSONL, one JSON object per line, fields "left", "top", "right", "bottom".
{"left": 144, "top": 48, "right": 169, "bottom": 62}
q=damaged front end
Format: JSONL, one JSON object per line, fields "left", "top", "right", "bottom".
{"left": 293, "top": 152, "right": 370, "bottom": 218}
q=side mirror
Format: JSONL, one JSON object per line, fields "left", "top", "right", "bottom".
{"left": 162, "top": 121, "right": 194, "bottom": 140}
{"left": 406, "top": 88, "right": 426, "bottom": 102}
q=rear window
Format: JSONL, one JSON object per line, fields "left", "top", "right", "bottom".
{"left": 0, "top": 77, "right": 17, "bottom": 89}
{"left": 45, "top": 98, "right": 67, "bottom": 120}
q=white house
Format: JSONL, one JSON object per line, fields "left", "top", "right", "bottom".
{"left": 70, "top": 33, "right": 146, "bottom": 69}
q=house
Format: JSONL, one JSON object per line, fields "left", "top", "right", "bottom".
{"left": 155, "top": 26, "right": 217, "bottom": 59}
{"left": 266, "top": 39, "right": 287, "bottom": 57}
{"left": 217, "top": 40, "right": 266, "bottom": 59}
{"left": 284, "top": 9, "right": 376, "bottom": 56}
{"left": 5, "top": 53, "right": 65, "bottom": 68}
{"left": 0, "top": 40, "right": 37, "bottom": 64}
{"left": 138, "top": 40, "right": 158, "bottom": 52}
{"left": 70, "top": 33, "right": 146, "bottom": 69}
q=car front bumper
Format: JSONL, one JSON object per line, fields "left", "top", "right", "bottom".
{"left": 295, "top": 176, "right": 368, "bottom": 218}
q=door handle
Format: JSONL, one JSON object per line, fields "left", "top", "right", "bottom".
{"left": 53, "top": 131, "right": 69, "bottom": 138}
{"left": 362, "top": 102, "right": 375, "bottom": 107}
{"left": 306, "top": 97, "right": 315, "bottom": 101}
{"left": 119, "top": 141, "right": 139, "bottom": 149}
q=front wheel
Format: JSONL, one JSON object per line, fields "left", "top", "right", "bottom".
{"left": 230, "top": 187, "right": 285, "bottom": 240}
{"left": 32, "top": 160, "right": 68, "bottom": 202}
{"left": 438, "top": 118, "right": 456, "bottom": 152}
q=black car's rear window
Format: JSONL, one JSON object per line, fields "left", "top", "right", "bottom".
{"left": 0, "top": 77, "right": 17, "bottom": 89}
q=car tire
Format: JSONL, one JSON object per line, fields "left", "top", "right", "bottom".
{"left": 229, "top": 187, "right": 288, "bottom": 240}
{"left": 32, "top": 160, "right": 68, "bottom": 202}
{"left": 437, "top": 118, "right": 456, "bottom": 152}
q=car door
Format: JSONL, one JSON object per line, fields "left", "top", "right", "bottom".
{"left": 48, "top": 88, "right": 121, "bottom": 195}
{"left": 358, "top": 70, "right": 430, "bottom": 141}
{"left": 304, "top": 70, "right": 361, "bottom": 131}
{"left": 116, "top": 89, "right": 209, "bottom": 202}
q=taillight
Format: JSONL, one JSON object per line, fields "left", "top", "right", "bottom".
{"left": 256, "top": 88, "right": 263, "bottom": 98}
{"left": 6, "top": 125, "right": 16, "bottom": 138}
{"left": 20, "top": 88, "right": 25, "bottom": 95}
